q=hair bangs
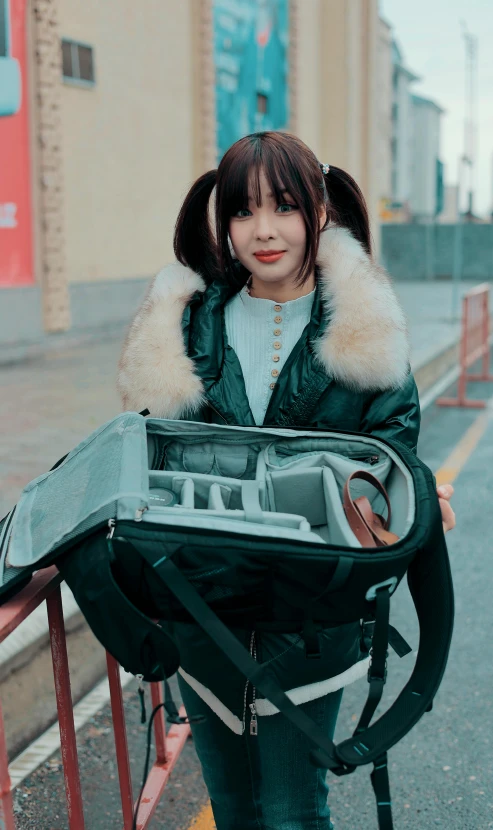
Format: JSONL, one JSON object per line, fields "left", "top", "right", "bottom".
{"left": 216, "top": 132, "right": 331, "bottom": 286}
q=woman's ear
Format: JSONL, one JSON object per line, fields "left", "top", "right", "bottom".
{"left": 319, "top": 206, "right": 327, "bottom": 230}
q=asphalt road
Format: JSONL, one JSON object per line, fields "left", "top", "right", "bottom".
{"left": 11, "top": 381, "right": 493, "bottom": 830}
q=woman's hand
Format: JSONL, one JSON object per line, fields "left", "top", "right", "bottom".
{"left": 437, "top": 484, "right": 456, "bottom": 533}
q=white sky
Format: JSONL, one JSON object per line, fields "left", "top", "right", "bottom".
{"left": 380, "top": 0, "right": 493, "bottom": 217}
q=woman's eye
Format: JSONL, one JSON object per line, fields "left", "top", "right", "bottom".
{"left": 234, "top": 208, "right": 252, "bottom": 218}
{"left": 276, "top": 203, "right": 297, "bottom": 214}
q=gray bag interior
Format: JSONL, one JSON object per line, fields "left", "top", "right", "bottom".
{"left": 143, "top": 419, "right": 415, "bottom": 547}
{"left": 5, "top": 415, "right": 416, "bottom": 570}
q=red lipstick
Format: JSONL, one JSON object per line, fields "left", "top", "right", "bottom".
{"left": 254, "top": 250, "right": 286, "bottom": 264}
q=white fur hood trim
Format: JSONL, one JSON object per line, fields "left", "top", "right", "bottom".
{"left": 314, "top": 225, "right": 410, "bottom": 392}
{"left": 118, "top": 227, "right": 410, "bottom": 417}
{"left": 118, "top": 263, "right": 206, "bottom": 418}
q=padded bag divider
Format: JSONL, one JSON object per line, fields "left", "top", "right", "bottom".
{"left": 264, "top": 443, "right": 392, "bottom": 500}
{"left": 378, "top": 466, "right": 414, "bottom": 537}
{"left": 267, "top": 467, "right": 364, "bottom": 547}
{"left": 241, "top": 480, "right": 265, "bottom": 523}
{"left": 149, "top": 471, "right": 265, "bottom": 511}
{"left": 266, "top": 467, "right": 326, "bottom": 525}
{"left": 141, "top": 510, "right": 318, "bottom": 540}
{"left": 208, "top": 483, "right": 229, "bottom": 511}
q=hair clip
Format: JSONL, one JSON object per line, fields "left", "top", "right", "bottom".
{"left": 321, "top": 163, "right": 330, "bottom": 175}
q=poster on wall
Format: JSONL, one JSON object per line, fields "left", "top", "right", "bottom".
{"left": 213, "top": 0, "right": 290, "bottom": 161}
{"left": 0, "top": 0, "right": 33, "bottom": 287}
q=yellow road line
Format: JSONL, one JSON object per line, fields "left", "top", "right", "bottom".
{"left": 187, "top": 803, "right": 215, "bottom": 829}
{"left": 186, "top": 403, "right": 492, "bottom": 830}
{"left": 435, "top": 408, "right": 490, "bottom": 485}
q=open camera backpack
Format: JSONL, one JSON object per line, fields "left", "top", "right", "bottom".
{"left": 0, "top": 412, "right": 454, "bottom": 830}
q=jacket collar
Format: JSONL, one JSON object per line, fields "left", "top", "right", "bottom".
{"left": 118, "top": 225, "right": 410, "bottom": 418}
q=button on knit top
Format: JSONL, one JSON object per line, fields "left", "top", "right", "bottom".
{"left": 224, "top": 285, "right": 316, "bottom": 425}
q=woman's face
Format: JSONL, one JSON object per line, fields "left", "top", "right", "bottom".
{"left": 229, "top": 169, "right": 313, "bottom": 288}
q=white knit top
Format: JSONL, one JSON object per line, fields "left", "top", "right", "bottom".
{"left": 224, "top": 286, "right": 315, "bottom": 425}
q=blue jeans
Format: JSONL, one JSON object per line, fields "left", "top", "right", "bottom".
{"left": 178, "top": 674, "right": 343, "bottom": 830}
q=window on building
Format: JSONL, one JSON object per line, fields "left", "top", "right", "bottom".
{"left": 61, "top": 39, "right": 95, "bottom": 86}
{"left": 257, "top": 93, "right": 268, "bottom": 115}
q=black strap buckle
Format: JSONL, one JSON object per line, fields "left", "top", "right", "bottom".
{"left": 368, "top": 659, "right": 388, "bottom": 684}
{"left": 302, "top": 620, "right": 322, "bottom": 659}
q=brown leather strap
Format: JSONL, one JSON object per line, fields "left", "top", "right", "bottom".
{"left": 343, "top": 471, "right": 399, "bottom": 548}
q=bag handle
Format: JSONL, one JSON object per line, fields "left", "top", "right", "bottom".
{"left": 343, "top": 471, "right": 398, "bottom": 547}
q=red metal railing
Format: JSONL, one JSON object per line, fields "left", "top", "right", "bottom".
{"left": 437, "top": 283, "right": 493, "bottom": 408}
{"left": 0, "top": 567, "right": 190, "bottom": 829}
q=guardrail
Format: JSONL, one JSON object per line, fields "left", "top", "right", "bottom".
{"left": 437, "top": 283, "right": 493, "bottom": 408}
{"left": 0, "top": 567, "right": 190, "bottom": 829}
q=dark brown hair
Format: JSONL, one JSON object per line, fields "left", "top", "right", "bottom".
{"left": 174, "top": 131, "right": 372, "bottom": 287}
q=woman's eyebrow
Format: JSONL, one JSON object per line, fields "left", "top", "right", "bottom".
{"left": 247, "top": 190, "right": 289, "bottom": 203}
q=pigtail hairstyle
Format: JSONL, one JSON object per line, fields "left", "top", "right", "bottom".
{"left": 174, "top": 133, "right": 373, "bottom": 289}
{"left": 173, "top": 169, "right": 219, "bottom": 283}
{"left": 321, "top": 165, "right": 373, "bottom": 257}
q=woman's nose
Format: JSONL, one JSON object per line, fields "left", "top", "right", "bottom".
{"left": 253, "top": 211, "right": 276, "bottom": 240}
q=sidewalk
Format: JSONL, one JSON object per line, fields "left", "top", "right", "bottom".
{"left": 394, "top": 283, "right": 461, "bottom": 372}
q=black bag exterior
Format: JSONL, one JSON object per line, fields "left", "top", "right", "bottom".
{"left": 59, "top": 435, "right": 453, "bottom": 715}
{"left": 57, "top": 532, "right": 178, "bottom": 683}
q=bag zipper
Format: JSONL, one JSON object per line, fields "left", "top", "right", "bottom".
{"left": 0, "top": 509, "right": 16, "bottom": 562}
{"left": 348, "top": 452, "right": 380, "bottom": 465}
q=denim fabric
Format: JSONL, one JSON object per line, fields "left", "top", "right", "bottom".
{"left": 178, "top": 674, "right": 343, "bottom": 830}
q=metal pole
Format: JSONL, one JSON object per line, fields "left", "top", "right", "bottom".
{"left": 106, "top": 653, "right": 134, "bottom": 830}
{"left": 0, "top": 697, "right": 15, "bottom": 830}
{"left": 452, "top": 158, "right": 463, "bottom": 319}
{"left": 150, "top": 683, "right": 167, "bottom": 765}
{"left": 47, "top": 588, "right": 86, "bottom": 830}
{"left": 425, "top": 220, "right": 435, "bottom": 281}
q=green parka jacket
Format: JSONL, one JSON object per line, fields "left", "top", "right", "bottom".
{"left": 118, "top": 225, "right": 420, "bottom": 734}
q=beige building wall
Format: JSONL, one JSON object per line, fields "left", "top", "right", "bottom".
{"left": 293, "top": 0, "right": 381, "bottom": 249}
{"left": 376, "top": 17, "right": 393, "bottom": 205}
{"left": 59, "top": 0, "right": 198, "bottom": 283}
{"left": 293, "top": 0, "right": 323, "bottom": 155}
{"left": 23, "top": 0, "right": 383, "bottom": 339}
{"left": 45, "top": 0, "right": 383, "bottom": 287}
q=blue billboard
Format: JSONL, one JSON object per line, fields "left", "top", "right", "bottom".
{"left": 213, "top": 0, "right": 290, "bottom": 160}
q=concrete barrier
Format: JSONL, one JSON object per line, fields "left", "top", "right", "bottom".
{"left": 381, "top": 224, "right": 493, "bottom": 282}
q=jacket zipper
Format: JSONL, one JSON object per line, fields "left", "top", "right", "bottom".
{"left": 205, "top": 399, "right": 229, "bottom": 425}
{"left": 242, "top": 631, "right": 258, "bottom": 736}
{"left": 249, "top": 635, "right": 258, "bottom": 736}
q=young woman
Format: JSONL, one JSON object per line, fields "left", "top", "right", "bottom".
{"left": 118, "top": 131, "right": 455, "bottom": 830}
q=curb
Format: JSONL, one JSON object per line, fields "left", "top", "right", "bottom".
{"left": 0, "top": 325, "right": 127, "bottom": 368}
{"left": 413, "top": 338, "right": 460, "bottom": 398}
